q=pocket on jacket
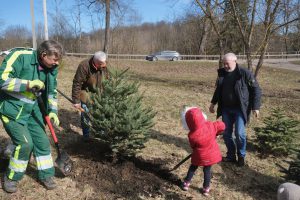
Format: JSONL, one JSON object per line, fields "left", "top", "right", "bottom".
{"left": 0, "top": 101, "right": 25, "bottom": 120}
{"left": 240, "top": 86, "right": 249, "bottom": 99}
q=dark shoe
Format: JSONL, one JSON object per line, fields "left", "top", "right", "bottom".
{"left": 238, "top": 157, "right": 245, "bottom": 167}
{"left": 3, "top": 175, "right": 18, "bottom": 193}
{"left": 40, "top": 177, "right": 56, "bottom": 190}
{"left": 222, "top": 157, "right": 236, "bottom": 163}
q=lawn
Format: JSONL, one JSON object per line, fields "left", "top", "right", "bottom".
{"left": 0, "top": 56, "right": 299, "bottom": 199}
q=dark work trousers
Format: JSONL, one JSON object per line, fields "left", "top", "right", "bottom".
{"left": 184, "top": 164, "right": 212, "bottom": 188}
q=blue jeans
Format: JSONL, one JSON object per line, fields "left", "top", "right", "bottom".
{"left": 81, "top": 103, "right": 90, "bottom": 138}
{"left": 222, "top": 107, "right": 246, "bottom": 159}
{"left": 184, "top": 165, "right": 211, "bottom": 188}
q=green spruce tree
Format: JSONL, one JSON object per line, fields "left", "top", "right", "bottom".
{"left": 254, "top": 108, "right": 299, "bottom": 156}
{"left": 87, "top": 68, "right": 155, "bottom": 157}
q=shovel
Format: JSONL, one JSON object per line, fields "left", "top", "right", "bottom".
{"left": 168, "top": 154, "right": 192, "bottom": 172}
{"left": 56, "top": 89, "right": 92, "bottom": 122}
{"left": 34, "top": 91, "right": 73, "bottom": 176}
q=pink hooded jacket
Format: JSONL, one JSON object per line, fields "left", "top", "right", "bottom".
{"left": 183, "top": 107, "right": 225, "bottom": 166}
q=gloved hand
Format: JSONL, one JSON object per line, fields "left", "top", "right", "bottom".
{"left": 28, "top": 80, "right": 45, "bottom": 91}
{"left": 49, "top": 112, "right": 60, "bottom": 127}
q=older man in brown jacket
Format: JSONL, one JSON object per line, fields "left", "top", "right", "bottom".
{"left": 72, "top": 51, "right": 108, "bottom": 141}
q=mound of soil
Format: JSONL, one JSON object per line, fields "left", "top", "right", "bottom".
{"left": 65, "top": 139, "right": 187, "bottom": 199}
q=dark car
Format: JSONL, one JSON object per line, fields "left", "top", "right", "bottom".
{"left": 146, "top": 51, "right": 181, "bottom": 61}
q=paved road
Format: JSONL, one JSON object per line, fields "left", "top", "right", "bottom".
{"left": 241, "top": 59, "right": 300, "bottom": 72}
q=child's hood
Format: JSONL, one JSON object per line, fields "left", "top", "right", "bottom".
{"left": 182, "top": 107, "right": 207, "bottom": 132}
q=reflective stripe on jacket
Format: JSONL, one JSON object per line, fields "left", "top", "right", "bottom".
{"left": 0, "top": 49, "right": 58, "bottom": 124}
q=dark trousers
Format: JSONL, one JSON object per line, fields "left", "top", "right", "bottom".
{"left": 184, "top": 164, "right": 212, "bottom": 188}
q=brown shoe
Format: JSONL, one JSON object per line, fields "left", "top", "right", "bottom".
{"left": 3, "top": 175, "right": 18, "bottom": 193}
{"left": 40, "top": 177, "right": 57, "bottom": 190}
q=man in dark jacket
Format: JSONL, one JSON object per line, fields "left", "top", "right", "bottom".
{"left": 209, "top": 53, "right": 261, "bottom": 166}
{"left": 72, "top": 51, "right": 108, "bottom": 141}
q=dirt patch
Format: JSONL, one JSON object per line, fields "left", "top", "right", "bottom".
{"left": 65, "top": 139, "right": 187, "bottom": 200}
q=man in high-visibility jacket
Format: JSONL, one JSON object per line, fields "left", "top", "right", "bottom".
{"left": 0, "top": 40, "right": 64, "bottom": 193}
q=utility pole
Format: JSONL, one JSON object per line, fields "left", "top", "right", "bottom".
{"left": 43, "top": 0, "right": 49, "bottom": 40}
{"left": 30, "top": 0, "right": 37, "bottom": 49}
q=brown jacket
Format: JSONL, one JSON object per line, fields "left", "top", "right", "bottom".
{"left": 72, "top": 57, "right": 108, "bottom": 104}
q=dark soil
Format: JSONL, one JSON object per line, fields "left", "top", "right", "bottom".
{"left": 64, "top": 139, "right": 187, "bottom": 200}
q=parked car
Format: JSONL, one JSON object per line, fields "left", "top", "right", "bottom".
{"left": 146, "top": 51, "right": 181, "bottom": 61}
{"left": 0, "top": 47, "right": 34, "bottom": 56}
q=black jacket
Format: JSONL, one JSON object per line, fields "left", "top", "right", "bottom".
{"left": 211, "top": 65, "right": 262, "bottom": 123}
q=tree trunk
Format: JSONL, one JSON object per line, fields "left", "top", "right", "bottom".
{"left": 245, "top": 45, "right": 253, "bottom": 71}
{"left": 199, "top": 17, "right": 209, "bottom": 55}
{"left": 103, "top": 0, "right": 110, "bottom": 53}
{"left": 255, "top": 42, "right": 269, "bottom": 77}
{"left": 218, "top": 39, "right": 224, "bottom": 68}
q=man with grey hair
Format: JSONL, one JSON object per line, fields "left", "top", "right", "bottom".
{"left": 0, "top": 40, "right": 64, "bottom": 193}
{"left": 72, "top": 51, "right": 109, "bottom": 141}
{"left": 209, "top": 52, "right": 261, "bottom": 166}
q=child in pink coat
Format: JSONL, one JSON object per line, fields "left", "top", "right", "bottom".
{"left": 181, "top": 106, "right": 225, "bottom": 196}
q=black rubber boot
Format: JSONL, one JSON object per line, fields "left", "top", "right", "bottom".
{"left": 3, "top": 175, "right": 18, "bottom": 193}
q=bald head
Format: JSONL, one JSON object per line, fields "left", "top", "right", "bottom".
{"left": 223, "top": 53, "right": 237, "bottom": 62}
{"left": 93, "top": 51, "right": 107, "bottom": 62}
{"left": 223, "top": 53, "right": 237, "bottom": 72}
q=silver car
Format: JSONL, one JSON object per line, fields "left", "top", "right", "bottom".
{"left": 146, "top": 51, "right": 181, "bottom": 61}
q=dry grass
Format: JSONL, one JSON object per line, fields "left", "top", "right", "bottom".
{"left": 0, "top": 56, "right": 299, "bottom": 199}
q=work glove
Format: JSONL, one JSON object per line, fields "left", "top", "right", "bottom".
{"left": 28, "top": 80, "right": 45, "bottom": 91}
{"left": 49, "top": 112, "right": 60, "bottom": 127}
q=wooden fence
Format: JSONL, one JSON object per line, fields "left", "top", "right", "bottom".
{"left": 65, "top": 52, "right": 300, "bottom": 61}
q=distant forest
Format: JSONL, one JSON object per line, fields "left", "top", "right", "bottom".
{"left": 0, "top": 0, "right": 299, "bottom": 56}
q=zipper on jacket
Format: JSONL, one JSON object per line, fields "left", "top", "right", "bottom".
{"left": 16, "top": 105, "right": 24, "bottom": 120}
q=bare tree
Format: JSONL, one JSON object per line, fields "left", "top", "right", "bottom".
{"left": 254, "top": 0, "right": 299, "bottom": 77}
{"left": 83, "top": 0, "right": 132, "bottom": 53}
{"left": 71, "top": 2, "right": 83, "bottom": 52}
{"left": 227, "top": 0, "right": 257, "bottom": 71}
{"left": 195, "top": 0, "right": 227, "bottom": 68}
{"left": 1, "top": 25, "right": 31, "bottom": 48}
{"left": 103, "top": 0, "right": 110, "bottom": 53}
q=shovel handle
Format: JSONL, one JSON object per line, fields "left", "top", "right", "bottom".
{"left": 33, "top": 89, "right": 59, "bottom": 144}
{"left": 57, "top": 89, "right": 74, "bottom": 104}
{"left": 57, "top": 89, "right": 86, "bottom": 113}
{"left": 45, "top": 115, "right": 58, "bottom": 143}
{"left": 169, "top": 154, "right": 192, "bottom": 171}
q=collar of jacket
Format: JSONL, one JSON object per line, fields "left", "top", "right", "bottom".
{"left": 89, "top": 57, "right": 102, "bottom": 72}
{"left": 30, "top": 51, "right": 39, "bottom": 66}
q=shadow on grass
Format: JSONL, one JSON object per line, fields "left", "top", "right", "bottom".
{"left": 0, "top": 136, "right": 12, "bottom": 173}
{"left": 150, "top": 129, "right": 190, "bottom": 153}
{"left": 218, "top": 162, "right": 281, "bottom": 200}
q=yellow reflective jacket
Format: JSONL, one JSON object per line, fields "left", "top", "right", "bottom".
{"left": 0, "top": 49, "right": 58, "bottom": 125}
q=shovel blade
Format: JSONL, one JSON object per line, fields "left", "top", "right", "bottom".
{"left": 55, "top": 151, "right": 73, "bottom": 176}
